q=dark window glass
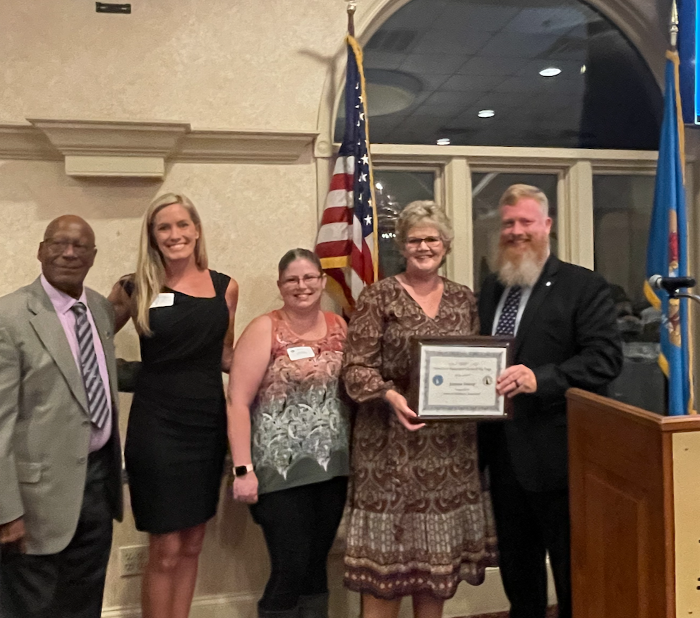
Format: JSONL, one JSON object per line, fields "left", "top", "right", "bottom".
{"left": 374, "top": 170, "right": 436, "bottom": 277}
{"left": 337, "top": 0, "right": 661, "bottom": 149}
{"left": 593, "top": 174, "right": 664, "bottom": 413}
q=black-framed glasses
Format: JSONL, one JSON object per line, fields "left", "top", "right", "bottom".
{"left": 280, "top": 274, "right": 324, "bottom": 287}
{"left": 405, "top": 236, "right": 442, "bottom": 248}
{"left": 42, "top": 239, "right": 96, "bottom": 256}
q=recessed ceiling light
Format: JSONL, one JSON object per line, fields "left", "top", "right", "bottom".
{"left": 580, "top": 64, "right": 587, "bottom": 74}
{"left": 478, "top": 109, "right": 495, "bottom": 118}
{"left": 539, "top": 67, "right": 562, "bottom": 77}
{"left": 436, "top": 138, "right": 451, "bottom": 145}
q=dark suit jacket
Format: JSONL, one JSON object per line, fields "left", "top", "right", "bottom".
{"left": 478, "top": 255, "right": 623, "bottom": 492}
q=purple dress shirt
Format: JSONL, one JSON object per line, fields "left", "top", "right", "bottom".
{"left": 40, "top": 275, "right": 113, "bottom": 452}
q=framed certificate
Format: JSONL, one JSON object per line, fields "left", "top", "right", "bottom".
{"left": 408, "top": 336, "right": 514, "bottom": 420}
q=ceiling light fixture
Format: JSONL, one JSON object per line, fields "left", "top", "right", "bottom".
{"left": 478, "top": 109, "right": 495, "bottom": 118}
{"left": 436, "top": 138, "right": 451, "bottom": 145}
{"left": 539, "top": 67, "right": 562, "bottom": 77}
{"left": 580, "top": 64, "right": 587, "bottom": 74}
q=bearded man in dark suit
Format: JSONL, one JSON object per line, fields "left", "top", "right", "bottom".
{"left": 478, "top": 184, "right": 622, "bottom": 618}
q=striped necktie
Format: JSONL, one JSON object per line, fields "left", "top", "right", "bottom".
{"left": 71, "top": 302, "right": 109, "bottom": 429}
{"left": 494, "top": 285, "right": 522, "bottom": 336}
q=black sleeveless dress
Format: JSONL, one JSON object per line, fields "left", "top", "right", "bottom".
{"left": 124, "top": 270, "right": 230, "bottom": 533}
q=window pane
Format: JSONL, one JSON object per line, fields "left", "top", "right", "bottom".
{"left": 593, "top": 174, "right": 664, "bottom": 413}
{"left": 593, "top": 175, "right": 654, "bottom": 306}
{"left": 375, "top": 170, "right": 436, "bottom": 277}
{"left": 471, "top": 172, "right": 558, "bottom": 292}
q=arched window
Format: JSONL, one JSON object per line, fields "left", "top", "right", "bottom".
{"left": 337, "top": 0, "right": 662, "bottom": 149}
{"left": 324, "top": 0, "right": 672, "bottom": 411}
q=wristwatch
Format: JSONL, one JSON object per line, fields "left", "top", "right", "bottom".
{"left": 233, "top": 463, "right": 254, "bottom": 477}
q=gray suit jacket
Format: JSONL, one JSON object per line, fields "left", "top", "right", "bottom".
{"left": 0, "top": 277, "right": 123, "bottom": 554}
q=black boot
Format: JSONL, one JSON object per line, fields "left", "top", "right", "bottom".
{"left": 298, "top": 593, "right": 329, "bottom": 618}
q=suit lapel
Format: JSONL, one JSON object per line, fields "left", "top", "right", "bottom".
{"left": 514, "top": 255, "right": 560, "bottom": 358}
{"left": 27, "top": 279, "right": 90, "bottom": 416}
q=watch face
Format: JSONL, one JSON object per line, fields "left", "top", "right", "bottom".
{"left": 234, "top": 465, "right": 249, "bottom": 477}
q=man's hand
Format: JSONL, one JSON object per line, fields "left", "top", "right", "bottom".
{"left": 233, "top": 473, "right": 259, "bottom": 504}
{"left": 497, "top": 365, "right": 537, "bottom": 398}
{"left": 384, "top": 389, "right": 425, "bottom": 431}
{"left": 0, "top": 517, "right": 26, "bottom": 553}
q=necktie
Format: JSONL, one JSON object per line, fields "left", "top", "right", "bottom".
{"left": 71, "top": 302, "right": 110, "bottom": 429}
{"left": 494, "top": 285, "right": 522, "bottom": 336}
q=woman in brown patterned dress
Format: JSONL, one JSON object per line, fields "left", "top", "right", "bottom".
{"left": 342, "top": 201, "right": 497, "bottom": 618}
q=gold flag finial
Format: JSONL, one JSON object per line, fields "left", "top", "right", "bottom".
{"left": 347, "top": 1, "right": 357, "bottom": 37}
{"left": 671, "top": 0, "right": 679, "bottom": 49}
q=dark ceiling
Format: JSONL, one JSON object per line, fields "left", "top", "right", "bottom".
{"left": 337, "top": 0, "right": 663, "bottom": 149}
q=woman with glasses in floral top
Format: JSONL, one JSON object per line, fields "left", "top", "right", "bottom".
{"left": 227, "top": 248, "right": 350, "bottom": 618}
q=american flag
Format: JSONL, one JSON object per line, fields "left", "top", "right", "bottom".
{"left": 315, "top": 35, "right": 378, "bottom": 312}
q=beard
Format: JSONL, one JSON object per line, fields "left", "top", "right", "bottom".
{"left": 497, "top": 235, "right": 549, "bottom": 287}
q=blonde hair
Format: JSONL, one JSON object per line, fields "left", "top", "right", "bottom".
{"left": 395, "top": 200, "right": 454, "bottom": 253}
{"left": 498, "top": 184, "right": 549, "bottom": 217}
{"left": 134, "top": 193, "right": 208, "bottom": 334}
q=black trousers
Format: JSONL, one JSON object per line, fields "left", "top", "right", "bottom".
{"left": 488, "top": 443, "right": 571, "bottom": 618}
{"left": 250, "top": 476, "right": 348, "bottom": 612}
{"left": 0, "top": 445, "right": 114, "bottom": 618}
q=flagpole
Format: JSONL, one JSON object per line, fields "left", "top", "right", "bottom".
{"left": 671, "top": 0, "right": 679, "bottom": 50}
{"left": 347, "top": 0, "right": 356, "bottom": 37}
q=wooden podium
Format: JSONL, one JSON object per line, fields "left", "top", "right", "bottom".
{"left": 567, "top": 389, "right": 700, "bottom": 618}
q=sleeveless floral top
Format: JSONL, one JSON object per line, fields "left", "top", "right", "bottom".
{"left": 251, "top": 310, "right": 351, "bottom": 495}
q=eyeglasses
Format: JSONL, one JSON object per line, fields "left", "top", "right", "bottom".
{"left": 42, "top": 239, "right": 95, "bottom": 256}
{"left": 405, "top": 236, "right": 442, "bottom": 248}
{"left": 280, "top": 274, "right": 324, "bottom": 287}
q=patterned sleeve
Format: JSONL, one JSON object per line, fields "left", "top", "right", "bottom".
{"left": 342, "top": 283, "right": 395, "bottom": 403}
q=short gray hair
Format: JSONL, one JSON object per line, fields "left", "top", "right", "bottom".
{"left": 395, "top": 201, "right": 454, "bottom": 253}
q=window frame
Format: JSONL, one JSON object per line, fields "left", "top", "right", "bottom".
{"left": 364, "top": 144, "right": 663, "bottom": 288}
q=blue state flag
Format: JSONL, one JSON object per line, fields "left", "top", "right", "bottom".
{"left": 644, "top": 50, "right": 695, "bottom": 415}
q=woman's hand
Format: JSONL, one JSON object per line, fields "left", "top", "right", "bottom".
{"left": 384, "top": 389, "right": 425, "bottom": 431}
{"left": 107, "top": 279, "right": 134, "bottom": 333}
{"left": 233, "top": 472, "right": 259, "bottom": 504}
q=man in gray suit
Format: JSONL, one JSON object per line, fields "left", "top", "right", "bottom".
{"left": 0, "top": 215, "right": 123, "bottom": 618}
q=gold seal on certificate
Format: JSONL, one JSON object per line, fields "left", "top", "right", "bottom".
{"left": 408, "top": 336, "right": 514, "bottom": 420}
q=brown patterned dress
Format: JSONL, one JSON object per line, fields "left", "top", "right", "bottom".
{"left": 342, "top": 276, "right": 497, "bottom": 600}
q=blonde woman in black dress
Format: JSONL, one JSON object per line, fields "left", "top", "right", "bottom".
{"left": 109, "top": 193, "right": 238, "bottom": 618}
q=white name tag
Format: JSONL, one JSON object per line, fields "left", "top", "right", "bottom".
{"left": 150, "top": 293, "right": 175, "bottom": 309}
{"left": 287, "top": 346, "right": 315, "bottom": 361}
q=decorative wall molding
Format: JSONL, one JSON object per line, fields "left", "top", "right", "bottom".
{"left": 0, "top": 123, "right": 61, "bottom": 161}
{"left": 177, "top": 130, "right": 318, "bottom": 163}
{"left": 0, "top": 119, "right": 317, "bottom": 177}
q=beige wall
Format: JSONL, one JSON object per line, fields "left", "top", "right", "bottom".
{"left": 0, "top": 0, "right": 675, "bottom": 616}
{"left": 0, "top": 1, "right": 344, "bottom": 131}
